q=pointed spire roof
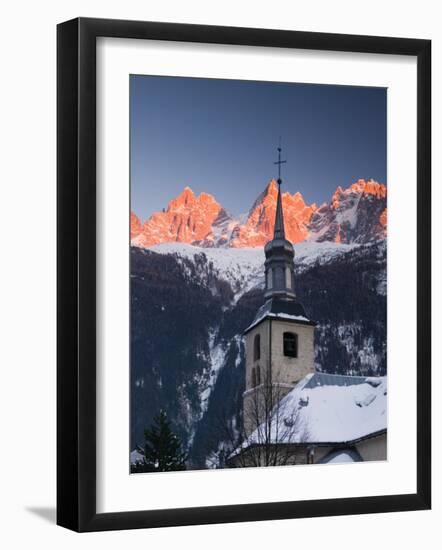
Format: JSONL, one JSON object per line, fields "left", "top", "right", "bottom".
{"left": 273, "top": 181, "right": 285, "bottom": 239}
{"left": 273, "top": 143, "right": 287, "bottom": 240}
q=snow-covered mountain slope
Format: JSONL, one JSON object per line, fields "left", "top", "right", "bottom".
{"left": 147, "top": 241, "right": 358, "bottom": 301}
{"left": 132, "top": 178, "right": 387, "bottom": 248}
{"left": 130, "top": 239, "right": 387, "bottom": 468}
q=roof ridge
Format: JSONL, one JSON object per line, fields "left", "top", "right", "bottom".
{"left": 315, "top": 372, "right": 385, "bottom": 379}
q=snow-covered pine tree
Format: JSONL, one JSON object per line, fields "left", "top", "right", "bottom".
{"left": 132, "top": 410, "right": 187, "bottom": 473}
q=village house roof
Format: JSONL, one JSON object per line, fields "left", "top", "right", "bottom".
{"left": 244, "top": 297, "right": 316, "bottom": 334}
{"left": 235, "top": 372, "right": 387, "bottom": 454}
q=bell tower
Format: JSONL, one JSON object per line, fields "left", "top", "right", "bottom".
{"left": 264, "top": 145, "right": 296, "bottom": 301}
{"left": 243, "top": 145, "right": 316, "bottom": 436}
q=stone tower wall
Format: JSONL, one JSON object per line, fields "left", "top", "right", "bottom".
{"left": 270, "top": 320, "right": 315, "bottom": 386}
{"left": 243, "top": 318, "right": 315, "bottom": 437}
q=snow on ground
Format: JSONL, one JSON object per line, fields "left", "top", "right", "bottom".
{"left": 145, "top": 241, "right": 358, "bottom": 300}
{"left": 130, "top": 449, "right": 144, "bottom": 465}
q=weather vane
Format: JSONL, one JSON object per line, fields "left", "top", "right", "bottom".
{"left": 274, "top": 137, "right": 287, "bottom": 185}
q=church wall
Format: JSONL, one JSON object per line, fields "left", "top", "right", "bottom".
{"left": 229, "top": 437, "right": 387, "bottom": 468}
{"left": 356, "top": 433, "right": 387, "bottom": 461}
{"left": 243, "top": 319, "right": 315, "bottom": 437}
{"left": 245, "top": 321, "right": 271, "bottom": 389}
{"left": 270, "top": 320, "right": 315, "bottom": 386}
{"left": 229, "top": 445, "right": 332, "bottom": 467}
{"left": 243, "top": 321, "right": 271, "bottom": 437}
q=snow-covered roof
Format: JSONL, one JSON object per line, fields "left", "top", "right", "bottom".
{"left": 239, "top": 372, "right": 387, "bottom": 451}
{"left": 244, "top": 297, "right": 316, "bottom": 333}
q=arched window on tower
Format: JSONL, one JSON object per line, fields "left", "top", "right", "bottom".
{"left": 254, "top": 334, "right": 261, "bottom": 361}
{"left": 256, "top": 365, "right": 261, "bottom": 386}
{"left": 283, "top": 332, "right": 298, "bottom": 358}
{"left": 286, "top": 267, "right": 292, "bottom": 289}
{"left": 267, "top": 269, "right": 273, "bottom": 290}
{"left": 275, "top": 267, "right": 284, "bottom": 289}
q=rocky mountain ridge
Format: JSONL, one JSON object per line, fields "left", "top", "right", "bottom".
{"left": 131, "top": 178, "right": 387, "bottom": 248}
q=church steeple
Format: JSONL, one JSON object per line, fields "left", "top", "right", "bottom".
{"left": 264, "top": 145, "right": 296, "bottom": 301}
{"left": 241, "top": 145, "right": 316, "bottom": 437}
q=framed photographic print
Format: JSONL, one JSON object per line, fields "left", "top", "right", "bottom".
{"left": 57, "top": 17, "right": 431, "bottom": 532}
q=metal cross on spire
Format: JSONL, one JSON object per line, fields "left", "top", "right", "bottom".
{"left": 274, "top": 138, "right": 287, "bottom": 185}
{"left": 273, "top": 140, "right": 287, "bottom": 240}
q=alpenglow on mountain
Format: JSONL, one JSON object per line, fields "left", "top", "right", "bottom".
{"left": 131, "top": 178, "right": 387, "bottom": 248}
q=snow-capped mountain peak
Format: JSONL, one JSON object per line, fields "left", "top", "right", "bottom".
{"left": 132, "top": 187, "right": 227, "bottom": 247}
{"left": 131, "top": 212, "right": 143, "bottom": 239}
{"left": 309, "top": 179, "right": 387, "bottom": 244}
{"left": 226, "top": 178, "right": 316, "bottom": 247}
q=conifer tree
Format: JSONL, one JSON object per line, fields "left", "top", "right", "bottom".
{"left": 132, "top": 411, "right": 187, "bottom": 473}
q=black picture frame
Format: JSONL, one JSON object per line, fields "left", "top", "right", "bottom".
{"left": 57, "top": 17, "right": 431, "bottom": 532}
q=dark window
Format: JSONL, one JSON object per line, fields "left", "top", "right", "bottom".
{"left": 283, "top": 332, "right": 298, "bottom": 358}
{"left": 253, "top": 334, "right": 260, "bottom": 361}
{"left": 251, "top": 367, "right": 256, "bottom": 387}
{"left": 256, "top": 365, "right": 261, "bottom": 386}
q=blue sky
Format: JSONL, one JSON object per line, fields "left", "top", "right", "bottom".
{"left": 131, "top": 75, "right": 386, "bottom": 220}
